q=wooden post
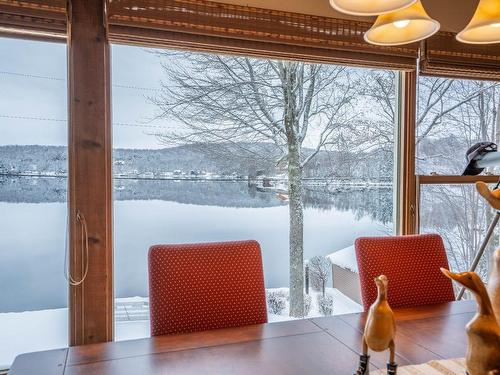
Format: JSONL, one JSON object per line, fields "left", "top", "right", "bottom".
{"left": 67, "top": 0, "right": 113, "bottom": 346}
{"left": 397, "top": 70, "right": 418, "bottom": 235}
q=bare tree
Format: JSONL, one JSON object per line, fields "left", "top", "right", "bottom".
{"left": 308, "top": 255, "right": 330, "bottom": 297}
{"left": 151, "top": 51, "right": 357, "bottom": 317}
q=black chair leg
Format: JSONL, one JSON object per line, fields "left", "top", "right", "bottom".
{"left": 354, "top": 354, "right": 370, "bottom": 375}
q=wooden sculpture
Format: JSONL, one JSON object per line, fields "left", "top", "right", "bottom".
{"left": 489, "top": 248, "right": 500, "bottom": 325}
{"left": 441, "top": 268, "right": 500, "bottom": 375}
{"left": 354, "top": 275, "right": 397, "bottom": 375}
{"left": 476, "top": 181, "right": 500, "bottom": 210}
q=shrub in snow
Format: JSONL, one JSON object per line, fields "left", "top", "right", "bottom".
{"left": 304, "top": 294, "right": 312, "bottom": 316}
{"left": 308, "top": 256, "right": 331, "bottom": 296}
{"left": 266, "top": 290, "right": 287, "bottom": 315}
{"left": 317, "top": 293, "right": 334, "bottom": 316}
{"left": 272, "top": 289, "right": 289, "bottom": 301}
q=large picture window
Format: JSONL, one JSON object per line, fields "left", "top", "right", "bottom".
{"left": 112, "top": 45, "right": 399, "bottom": 339}
{"left": 0, "top": 37, "right": 68, "bottom": 367}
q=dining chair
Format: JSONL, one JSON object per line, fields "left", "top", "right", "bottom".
{"left": 355, "top": 234, "right": 455, "bottom": 310}
{"left": 148, "top": 240, "right": 268, "bottom": 336}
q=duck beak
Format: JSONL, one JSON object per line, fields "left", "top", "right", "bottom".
{"left": 440, "top": 267, "right": 459, "bottom": 282}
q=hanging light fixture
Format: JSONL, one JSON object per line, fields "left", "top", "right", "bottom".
{"left": 456, "top": 0, "right": 500, "bottom": 44}
{"left": 329, "top": 0, "right": 417, "bottom": 16}
{"left": 364, "top": 1, "right": 440, "bottom": 46}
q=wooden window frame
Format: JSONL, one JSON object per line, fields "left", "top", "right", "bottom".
{"left": 396, "top": 70, "right": 417, "bottom": 235}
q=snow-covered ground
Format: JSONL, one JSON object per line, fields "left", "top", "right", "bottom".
{"left": 266, "top": 287, "right": 362, "bottom": 320}
{"left": 0, "top": 289, "right": 361, "bottom": 369}
{"left": 0, "top": 308, "right": 67, "bottom": 370}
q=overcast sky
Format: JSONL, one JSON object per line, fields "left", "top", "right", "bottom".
{"left": 0, "top": 37, "right": 171, "bottom": 149}
{"left": 0, "top": 37, "right": 390, "bottom": 150}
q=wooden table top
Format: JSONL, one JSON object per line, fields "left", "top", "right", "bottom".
{"left": 9, "top": 300, "right": 476, "bottom": 375}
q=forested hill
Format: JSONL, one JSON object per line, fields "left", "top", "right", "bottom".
{"left": 0, "top": 143, "right": 393, "bottom": 180}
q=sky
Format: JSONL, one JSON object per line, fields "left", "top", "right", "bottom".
{"left": 0, "top": 37, "right": 393, "bottom": 150}
{"left": 0, "top": 38, "right": 170, "bottom": 149}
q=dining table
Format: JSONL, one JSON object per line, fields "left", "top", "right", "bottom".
{"left": 8, "top": 300, "right": 476, "bottom": 374}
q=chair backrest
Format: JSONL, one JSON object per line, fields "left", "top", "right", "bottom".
{"left": 148, "top": 240, "right": 268, "bottom": 336}
{"left": 355, "top": 234, "right": 455, "bottom": 310}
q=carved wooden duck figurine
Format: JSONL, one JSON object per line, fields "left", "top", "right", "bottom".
{"left": 441, "top": 268, "right": 500, "bottom": 375}
{"left": 355, "top": 275, "right": 397, "bottom": 375}
{"left": 489, "top": 248, "right": 500, "bottom": 325}
{"left": 476, "top": 181, "right": 500, "bottom": 211}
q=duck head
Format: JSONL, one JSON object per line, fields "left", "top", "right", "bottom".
{"left": 374, "top": 275, "right": 388, "bottom": 300}
{"left": 440, "top": 268, "right": 482, "bottom": 292}
{"left": 441, "top": 268, "right": 494, "bottom": 315}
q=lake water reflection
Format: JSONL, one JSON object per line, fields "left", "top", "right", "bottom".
{"left": 0, "top": 176, "right": 392, "bottom": 312}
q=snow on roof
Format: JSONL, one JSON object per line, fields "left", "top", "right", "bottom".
{"left": 326, "top": 245, "right": 358, "bottom": 273}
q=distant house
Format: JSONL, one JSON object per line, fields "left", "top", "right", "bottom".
{"left": 326, "top": 245, "right": 361, "bottom": 305}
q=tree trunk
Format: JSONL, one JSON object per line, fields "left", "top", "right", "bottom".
{"left": 282, "top": 61, "right": 304, "bottom": 318}
{"left": 287, "top": 143, "right": 304, "bottom": 317}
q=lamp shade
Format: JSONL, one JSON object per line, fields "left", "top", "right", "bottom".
{"left": 456, "top": 0, "right": 500, "bottom": 44}
{"left": 364, "top": 1, "right": 440, "bottom": 46}
{"left": 329, "top": 0, "right": 417, "bottom": 16}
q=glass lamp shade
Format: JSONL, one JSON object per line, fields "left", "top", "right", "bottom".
{"left": 456, "top": 0, "right": 500, "bottom": 44}
{"left": 329, "top": 0, "right": 417, "bottom": 16}
{"left": 364, "top": 1, "right": 440, "bottom": 46}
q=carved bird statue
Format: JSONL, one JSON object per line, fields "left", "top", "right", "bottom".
{"left": 441, "top": 268, "right": 500, "bottom": 375}
{"left": 489, "top": 249, "right": 500, "bottom": 325}
{"left": 354, "top": 275, "right": 397, "bottom": 375}
{"left": 476, "top": 181, "right": 500, "bottom": 210}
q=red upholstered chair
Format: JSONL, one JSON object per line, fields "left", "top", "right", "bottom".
{"left": 148, "top": 240, "right": 268, "bottom": 336}
{"left": 355, "top": 234, "right": 455, "bottom": 311}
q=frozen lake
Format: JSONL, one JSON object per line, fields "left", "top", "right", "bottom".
{"left": 0, "top": 176, "right": 392, "bottom": 313}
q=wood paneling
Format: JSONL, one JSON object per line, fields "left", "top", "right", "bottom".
{"left": 67, "top": 0, "right": 113, "bottom": 346}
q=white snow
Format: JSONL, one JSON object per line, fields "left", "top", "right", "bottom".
{"left": 266, "top": 287, "right": 362, "bottom": 320}
{"left": 0, "top": 308, "right": 68, "bottom": 370}
{"left": 0, "top": 289, "right": 362, "bottom": 369}
{"left": 326, "top": 245, "right": 359, "bottom": 273}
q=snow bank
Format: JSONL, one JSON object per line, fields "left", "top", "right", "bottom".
{"left": 326, "top": 245, "right": 359, "bottom": 273}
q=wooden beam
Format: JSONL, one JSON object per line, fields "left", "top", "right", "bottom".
{"left": 418, "top": 175, "right": 500, "bottom": 184}
{"left": 398, "top": 70, "right": 418, "bottom": 235}
{"left": 67, "top": 0, "right": 113, "bottom": 346}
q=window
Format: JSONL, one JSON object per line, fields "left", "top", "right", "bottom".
{"left": 0, "top": 37, "right": 68, "bottom": 367}
{"left": 420, "top": 183, "right": 499, "bottom": 280}
{"left": 111, "top": 45, "right": 399, "bottom": 339}
{"left": 417, "top": 76, "right": 500, "bottom": 292}
{"left": 417, "top": 77, "right": 499, "bottom": 175}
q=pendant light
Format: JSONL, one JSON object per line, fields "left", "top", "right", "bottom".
{"left": 329, "top": 0, "right": 417, "bottom": 16}
{"left": 456, "top": 0, "right": 500, "bottom": 44}
{"left": 364, "top": 1, "right": 440, "bottom": 46}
